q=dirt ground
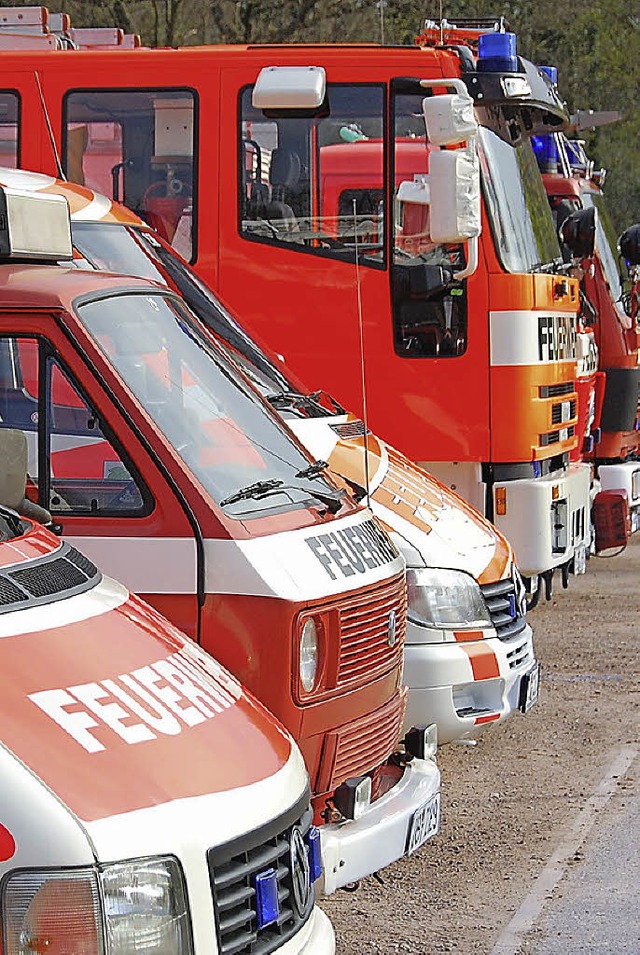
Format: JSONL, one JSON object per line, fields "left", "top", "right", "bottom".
{"left": 320, "top": 536, "right": 640, "bottom": 954}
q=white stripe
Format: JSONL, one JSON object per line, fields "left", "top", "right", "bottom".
{"left": 489, "top": 744, "right": 639, "bottom": 955}
{"left": 490, "top": 310, "right": 578, "bottom": 366}
{"left": 64, "top": 537, "right": 197, "bottom": 594}
{"left": 70, "top": 192, "right": 114, "bottom": 221}
{"left": 0, "top": 169, "right": 57, "bottom": 191}
{"left": 0, "top": 575, "right": 128, "bottom": 638}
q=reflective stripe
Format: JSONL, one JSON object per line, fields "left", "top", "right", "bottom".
{"left": 490, "top": 310, "right": 578, "bottom": 366}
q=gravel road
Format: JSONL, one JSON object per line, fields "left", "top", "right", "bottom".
{"left": 320, "top": 536, "right": 640, "bottom": 953}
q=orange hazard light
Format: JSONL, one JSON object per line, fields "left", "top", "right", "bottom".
{"left": 495, "top": 486, "right": 507, "bottom": 516}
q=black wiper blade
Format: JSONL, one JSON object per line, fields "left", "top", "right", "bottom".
{"left": 266, "top": 389, "right": 345, "bottom": 418}
{"left": 0, "top": 504, "right": 23, "bottom": 538}
{"left": 296, "top": 459, "right": 329, "bottom": 480}
{"left": 219, "top": 479, "right": 284, "bottom": 507}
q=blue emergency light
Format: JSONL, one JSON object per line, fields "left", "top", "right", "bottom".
{"left": 477, "top": 31, "right": 518, "bottom": 72}
{"left": 306, "top": 826, "right": 323, "bottom": 882}
{"left": 254, "top": 868, "right": 279, "bottom": 929}
{"left": 540, "top": 65, "right": 558, "bottom": 85}
{"left": 532, "top": 134, "right": 559, "bottom": 172}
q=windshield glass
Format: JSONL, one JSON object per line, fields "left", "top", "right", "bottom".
{"left": 75, "top": 292, "right": 336, "bottom": 517}
{"left": 71, "top": 221, "right": 294, "bottom": 395}
{"left": 479, "top": 128, "right": 561, "bottom": 273}
{"left": 581, "top": 191, "right": 625, "bottom": 309}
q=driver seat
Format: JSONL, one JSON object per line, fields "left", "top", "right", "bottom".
{"left": 0, "top": 428, "right": 53, "bottom": 525}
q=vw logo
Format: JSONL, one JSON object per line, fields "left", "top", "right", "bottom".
{"left": 387, "top": 609, "right": 397, "bottom": 648}
{"left": 289, "top": 826, "right": 311, "bottom": 916}
{"left": 508, "top": 593, "right": 517, "bottom": 618}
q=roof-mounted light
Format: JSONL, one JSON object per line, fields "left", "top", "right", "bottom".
{"left": 0, "top": 186, "right": 72, "bottom": 261}
{"left": 540, "top": 65, "right": 558, "bottom": 85}
{"left": 532, "top": 133, "right": 559, "bottom": 172}
{"left": 477, "top": 31, "right": 518, "bottom": 72}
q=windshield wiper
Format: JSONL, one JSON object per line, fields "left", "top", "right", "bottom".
{"left": 220, "top": 477, "right": 345, "bottom": 514}
{"left": 0, "top": 504, "right": 24, "bottom": 538}
{"left": 296, "top": 459, "right": 328, "bottom": 480}
{"left": 267, "top": 389, "right": 346, "bottom": 417}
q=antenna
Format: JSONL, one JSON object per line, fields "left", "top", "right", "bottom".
{"left": 34, "top": 71, "right": 66, "bottom": 180}
{"left": 353, "top": 197, "right": 371, "bottom": 507}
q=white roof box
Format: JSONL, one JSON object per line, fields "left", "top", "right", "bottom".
{"left": 0, "top": 186, "right": 72, "bottom": 261}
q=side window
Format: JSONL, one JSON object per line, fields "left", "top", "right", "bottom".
{"left": 0, "top": 336, "right": 148, "bottom": 516}
{"left": 0, "top": 91, "right": 19, "bottom": 168}
{"left": 63, "top": 89, "right": 196, "bottom": 262}
{"left": 239, "top": 84, "right": 385, "bottom": 264}
{"left": 390, "top": 88, "right": 468, "bottom": 359}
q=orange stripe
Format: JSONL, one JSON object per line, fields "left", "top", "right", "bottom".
{"left": 461, "top": 642, "right": 501, "bottom": 681}
{"left": 453, "top": 629, "right": 485, "bottom": 643}
{"left": 475, "top": 713, "right": 500, "bottom": 725}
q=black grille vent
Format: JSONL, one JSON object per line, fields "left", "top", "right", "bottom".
{"left": 0, "top": 544, "right": 101, "bottom": 615}
{"left": 480, "top": 578, "right": 527, "bottom": 641}
{"left": 330, "top": 420, "right": 366, "bottom": 439}
{"left": 540, "top": 382, "right": 574, "bottom": 398}
{"left": 550, "top": 400, "right": 577, "bottom": 424}
{"left": 209, "top": 795, "right": 314, "bottom": 955}
{"left": 540, "top": 425, "right": 575, "bottom": 447}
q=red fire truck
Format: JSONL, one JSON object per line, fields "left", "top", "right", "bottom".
{"left": 0, "top": 10, "right": 591, "bottom": 602}
{"left": 0, "top": 485, "right": 334, "bottom": 955}
{"left": 535, "top": 129, "right": 640, "bottom": 544}
{"left": 0, "top": 182, "right": 441, "bottom": 894}
{"left": 0, "top": 165, "right": 538, "bottom": 744}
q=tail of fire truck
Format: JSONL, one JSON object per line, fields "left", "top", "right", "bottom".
{"left": 0, "top": 9, "right": 591, "bottom": 600}
{"left": 535, "top": 126, "right": 640, "bottom": 547}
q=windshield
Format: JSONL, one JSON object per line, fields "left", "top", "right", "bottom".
{"left": 479, "top": 128, "right": 561, "bottom": 273}
{"left": 581, "top": 191, "right": 625, "bottom": 309}
{"left": 75, "top": 291, "right": 337, "bottom": 517}
{"left": 71, "top": 221, "right": 294, "bottom": 395}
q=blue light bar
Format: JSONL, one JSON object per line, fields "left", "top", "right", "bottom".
{"left": 306, "top": 826, "right": 323, "bottom": 883}
{"left": 540, "top": 66, "right": 558, "bottom": 85}
{"left": 254, "top": 868, "right": 279, "bottom": 929}
{"left": 477, "top": 31, "right": 518, "bottom": 73}
{"left": 533, "top": 461, "right": 542, "bottom": 479}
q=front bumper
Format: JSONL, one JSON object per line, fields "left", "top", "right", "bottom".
{"left": 278, "top": 907, "right": 335, "bottom": 955}
{"left": 319, "top": 755, "right": 440, "bottom": 894}
{"left": 403, "top": 622, "right": 536, "bottom": 744}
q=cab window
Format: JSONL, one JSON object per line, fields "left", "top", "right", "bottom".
{"left": 0, "top": 92, "right": 19, "bottom": 168}
{"left": 0, "top": 336, "right": 148, "bottom": 516}
{"left": 63, "top": 88, "right": 196, "bottom": 261}
{"left": 239, "top": 84, "right": 385, "bottom": 265}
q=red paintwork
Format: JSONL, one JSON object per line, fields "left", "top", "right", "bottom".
{"left": 0, "top": 823, "right": 16, "bottom": 861}
{"left": 0, "top": 524, "right": 291, "bottom": 822}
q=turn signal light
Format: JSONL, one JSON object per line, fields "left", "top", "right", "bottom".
{"left": 495, "top": 486, "right": 507, "bottom": 516}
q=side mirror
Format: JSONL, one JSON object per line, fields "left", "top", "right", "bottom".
{"left": 560, "top": 206, "right": 597, "bottom": 259}
{"left": 618, "top": 224, "right": 640, "bottom": 268}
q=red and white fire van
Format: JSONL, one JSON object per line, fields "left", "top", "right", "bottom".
{"left": 0, "top": 167, "right": 538, "bottom": 743}
{"left": 0, "top": 183, "right": 440, "bottom": 894}
{"left": 0, "top": 438, "right": 334, "bottom": 955}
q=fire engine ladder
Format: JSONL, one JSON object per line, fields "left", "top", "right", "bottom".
{"left": 0, "top": 7, "right": 141, "bottom": 49}
{"left": 417, "top": 16, "right": 510, "bottom": 48}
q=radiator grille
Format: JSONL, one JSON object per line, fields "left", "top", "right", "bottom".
{"left": 329, "top": 419, "right": 366, "bottom": 439}
{"left": 540, "top": 382, "right": 574, "bottom": 398}
{"left": 336, "top": 572, "right": 406, "bottom": 688}
{"left": 506, "top": 637, "right": 532, "bottom": 671}
{"left": 551, "top": 399, "right": 577, "bottom": 424}
{"left": 540, "top": 425, "right": 575, "bottom": 447}
{"left": 329, "top": 688, "right": 407, "bottom": 791}
{"left": 209, "top": 796, "right": 314, "bottom": 955}
{"left": 479, "top": 578, "right": 527, "bottom": 641}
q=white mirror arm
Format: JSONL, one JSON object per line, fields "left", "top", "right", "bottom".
{"left": 453, "top": 235, "right": 479, "bottom": 280}
{"left": 420, "top": 77, "right": 470, "bottom": 98}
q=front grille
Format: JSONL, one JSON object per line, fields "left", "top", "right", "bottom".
{"left": 480, "top": 578, "right": 527, "bottom": 641}
{"left": 329, "top": 419, "right": 366, "bottom": 439}
{"left": 0, "top": 544, "right": 101, "bottom": 614}
{"left": 336, "top": 572, "right": 406, "bottom": 688}
{"left": 540, "top": 382, "right": 574, "bottom": 398}
{"left": 209, "top": 793, "right": 314, "bottom": 955}
{"left": 329, "top": 687, "right": 407, "bottom": 791}
{"left": 551, "top": 400, "right": 577, "bottom": 424}
{"left": 506, "top": 637, "right": 532, "bottom": 671}
{"left": 540, "top": 425, "right": 575, "bottom": 446}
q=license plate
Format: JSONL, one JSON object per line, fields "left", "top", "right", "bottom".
{"left": 519, "top": 663, "right": 540, "bottom": 714}
{"left": 406, "top": 792, "right": 440, "bottom": 855}
{"left": 573, "top": 544, "right": 587, "bottom": 575}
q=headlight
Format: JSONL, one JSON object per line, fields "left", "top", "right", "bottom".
{"left": 2, "top": 859, "right": 192, "bottom": 955}
{"left": 406, "top": 567, "right": 492, "bottom": 631}
{"left": 299, "top": 617, "right": 319, "bottom": 692}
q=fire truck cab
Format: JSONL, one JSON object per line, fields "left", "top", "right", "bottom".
{"left": 0, "top": 464, "right": 334, "bottom": 955}
{"left": 0, "top": 183, "right": 441, "bottom": 894}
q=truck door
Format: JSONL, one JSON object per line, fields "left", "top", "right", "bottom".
{"left": 216, "top": 67, "right": 490, "bottom": 465}
{"left": 0, "top": 319, "right": 202, "bottom": 639}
